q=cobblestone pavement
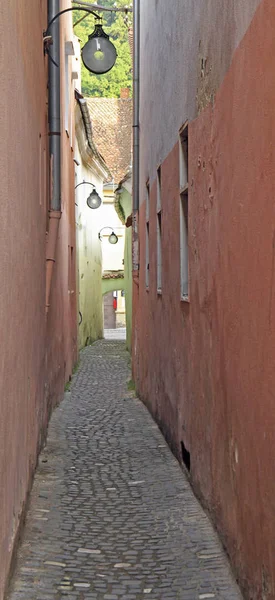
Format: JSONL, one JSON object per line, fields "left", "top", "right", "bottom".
{"left": 7, "top": 340, "right": 242, "bottom": 600}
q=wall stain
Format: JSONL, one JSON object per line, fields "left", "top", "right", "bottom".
{"left": 196, "top": 52, "right": 216, "bottom": 114}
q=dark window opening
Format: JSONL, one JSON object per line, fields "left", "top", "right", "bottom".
{"left": 146, "top": 221, "right": 150, "bottom": 289}
{"left": 179, "top": 122, "right": 189, "bottom": 299}
{"left": 181, "top": 440, "right": 191, "bottom": 472}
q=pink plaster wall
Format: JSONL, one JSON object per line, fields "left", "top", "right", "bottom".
{"left": 0, "top": 2, "right": 77, "bottom": 597}
{"left": 46, "top": 0, "right": 78, "bottom": 410}
{"left": 133, "top": 0, "right": 275, "bottom": 597}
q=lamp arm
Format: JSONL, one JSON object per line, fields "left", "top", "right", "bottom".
{"left": 98, "top": 226, "right": 114, "bottom": 239}
{"left": 75, "top": 181, "right": 96, "bottom": 191}
{"left": 44, "top": 7, "right": 99, "bottom": 37}
{"left": 72, "top": 1, "right": 132, "bottom": 13}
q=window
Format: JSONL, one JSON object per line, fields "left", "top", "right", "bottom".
{"left": 179, "top": 123, "right": 189, "bottom": 300}
{"left": 146, "top": 179, "right": 150, "bottom": 221}
{"left": 146, "top": 222, "right": 150, "bottom": 289}
{"left": 68, "top": 245, "right": 75, "bottom": 294}
{"left": 157, "top": 167, "right": 162, "bottom": 293}
{"left": 145, "top": 181, "right": 150, "bottom": 289}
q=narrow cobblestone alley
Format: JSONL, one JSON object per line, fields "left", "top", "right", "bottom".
{"left": 7, "top": 341, "right": 242, "bottom": 600}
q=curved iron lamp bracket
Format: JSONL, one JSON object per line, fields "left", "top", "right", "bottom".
{"left": 98, "top": 226, "right": 117, "bottom": 241}
{"left": 75, "top": 180, "right": 95, "bottom": 191}
{"left": 99, "top": 226, "right": 113, "bottom": 239}
{"left": 43, "top": 7, "right": 100, "bottom": 61}
{"left": 44, "top": 7, "right": 99, "bottom": 39}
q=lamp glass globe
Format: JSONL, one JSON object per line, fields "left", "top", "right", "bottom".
{"left": 82, "top": 24, "right": 117, "bottom": 75}
{"left": 87, "top": 190, "right": 102, "bottom": 209}
{"left": 108, "top": 232, "right": 118, "bottom": 245}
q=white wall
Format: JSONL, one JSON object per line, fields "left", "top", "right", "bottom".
{"left": 74, "top": 142, "right": 104, "bottom": 347}
{"left": 99, "top": 190, "right": 125, "bottom": 272}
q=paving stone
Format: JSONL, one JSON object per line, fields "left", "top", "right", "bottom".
{"left": 7, "top": 340, "right": 243, "bottom": 600}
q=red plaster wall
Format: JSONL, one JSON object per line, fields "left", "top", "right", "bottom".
{"left": 133, "top": 0, "right": 275, "bottom": 597}
{"left": 0, "top": 2, "right": 77, "bottom": 597}
{"left": 46, "top": 0, "right": 78, "bottom": 410}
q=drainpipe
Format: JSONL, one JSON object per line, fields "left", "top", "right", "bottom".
{"left": 132, "top": 0, "right": 140, "bottom": 271}
{"left": 46, "top": 0, "right": 61, "bottom": 314}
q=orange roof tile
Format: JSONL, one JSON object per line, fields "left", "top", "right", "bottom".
{"left": 86, "top": 97, "right": 132, "bottom": 184}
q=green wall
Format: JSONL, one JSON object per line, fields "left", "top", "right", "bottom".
{"left": 102, "top": 277, "right": 125, "bottom": 295}
{"left": 77, "top": 221, "right": 103, "bottom": 348}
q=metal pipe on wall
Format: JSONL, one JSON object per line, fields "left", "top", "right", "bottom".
{"left": 46, "top": 0, "right": 62, "bottom": 314}
{"left": 132, "top": 0, "right": 140, "bottom": 271}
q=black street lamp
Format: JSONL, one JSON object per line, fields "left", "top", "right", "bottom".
{"left": 75, "top": 180, "right": 102, "bottom": 209}
{"left": 98, "top": 227, "right": 119, "bottom": 245}
{"left": 82, "top": 21, "right": 117, "bottom": 75}
{"left": 44, "top": 8, "right": 117, "bottom": 74}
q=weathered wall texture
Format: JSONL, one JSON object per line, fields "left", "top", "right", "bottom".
{"left": 139, "top": 0, "right": 261, "bottom": 183}
{"left": 0, "top": 2, "right": 77, "bottom": 597}
{"left": 134, "top": 0, "right": 275, "bottom": 598}
{"left": 119, "top": 187, "right": 132, "bottom": 350}
{"left": 75, "top": 165, "right": 104, "bottom": 348}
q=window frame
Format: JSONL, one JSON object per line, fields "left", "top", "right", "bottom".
{"left": 145, "top": 181, "right": 150, "bottom": 290}
{"left": 156, "top": 166, "right": 162, "bottom": 294}
{"left": 179, "top": 122, "right": 190, "bottom": 302}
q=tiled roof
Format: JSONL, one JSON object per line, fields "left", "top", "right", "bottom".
{"left": 75, "top": 91, "right": 111, "bottom": 180}
{"left": 102, "top": 270, "right": 124, "bottom": 280}
{"left": 86, "top": 97, "right": 132, "bottom": 185}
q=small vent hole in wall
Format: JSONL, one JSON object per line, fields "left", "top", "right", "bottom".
{"left": 181, "top": 441, "right": 191, "bottom": 472}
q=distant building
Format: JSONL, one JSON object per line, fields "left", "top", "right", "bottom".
{"left": 75, "top": 92, "right": 110, "bottom": 347}
{"left": 87, "top": 94, "right": 132, "bottom": 185}
{"left": 133, "top": 1, "right": 275, "bottom": 598}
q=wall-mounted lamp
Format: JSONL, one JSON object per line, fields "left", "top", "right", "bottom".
{"left": 98, "top": 227, "right": 119, "bottom": 245}
{"left": 75, "top": 180, "right": 102, "bottom": 209}
{"left": 44, "top": 8, "right": 117, "bottom": 74}
{"left": 82, "top": 21, "right": 117, "bottom": 74}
